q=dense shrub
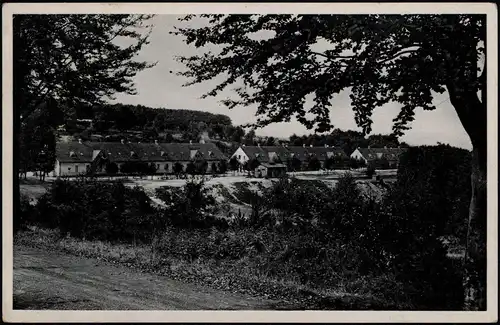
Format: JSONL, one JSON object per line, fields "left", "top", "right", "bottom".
{"left": 375, "top": 145, "right": 471, "bottom": 310}
{"left": 15, "top": 195, "right": 35, "bottom": 232}
{"left": 34, "top": 179, "right": 163, "bottom": 242}
{"left": 155, "top": 178, "right": 229, "bottom": 230}
{"left": 397, "top": 144, "right": 471, "bottom": 241}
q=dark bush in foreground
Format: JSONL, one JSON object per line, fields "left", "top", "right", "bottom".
{"left": 34, "top": 179, "right": 164, "bottom": 243}
{"left": 15, "top": 195, "right": 35, "bottom": 233}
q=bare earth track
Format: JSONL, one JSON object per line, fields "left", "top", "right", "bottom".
{"left": 13, "top": 246, "right": 278, "bottom": 310}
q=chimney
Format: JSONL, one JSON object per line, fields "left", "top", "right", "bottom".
{"left": 121, "top": 139, "right": 125, "bottom": 144}
{"left": 154, "top": 139, "right": 158, "bottom": 145}
{"left": 324, "top": 144, "right": 328, "bottom": 148}
{"left": 257, "top": 143, "right": 260, "bottom": 147}
{"left": 368, "top": 145, "right": 371, "bottom": 149}
{"left": 78, "top": 138, "right": 82, "bottom": 144}
{"left": 303, "top": 144, "right": 306, "bottom": 148}
{"left": 189, "top": 140, "right": 192, "bottom": 145}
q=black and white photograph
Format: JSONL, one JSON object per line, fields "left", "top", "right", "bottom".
{"left": 2, "top": 2, "right": 497, "bottom": 323}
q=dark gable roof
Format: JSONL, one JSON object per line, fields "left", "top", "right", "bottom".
{"left": 55, "top": 142, "right": 94, "bottom": 163}
{"left": 287, "top": 146, "right": 348, "bottom": 161}
{"left": 356, "top": 147, "right": 408, "bottom": 161}
{"left": 260, "top": 146, "right": 292, "bottom": 162}
{"left": 286, "top": 146, "right": 310, "bottom": 161}
{"left": 91, "top": 142, "right": 144, "bottom": 162}
{"left": 240, "top": 145, "right": 348, "bottom": 162}
{"left": 240, "top": 146, "right": 270, "bottom": 162}
{"left": 56, "top": 142, "right": 227, "bottom": 163}
{"left": 259, "top": 162, "right": 287, "bottom": 169}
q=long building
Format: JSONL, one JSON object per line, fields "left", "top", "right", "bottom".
{"left": 350, "top": 146, "right": 407, "bottom": 168}
{"left": 230, "top": 144, "right": 349, "bottom": 170}
{"left": 53, "top": 139, "right": 227, "bottom": 177}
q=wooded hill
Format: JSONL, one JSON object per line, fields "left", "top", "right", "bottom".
{"left": 64, "top": 103, "right": 240, "bottom": 143}
{"left": 62, "top": 103, "right": 410, "bottom": 157}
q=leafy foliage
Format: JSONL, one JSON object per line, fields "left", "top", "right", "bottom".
{"left": 290, "top": 130, "right": 408, "bottom": 155}
{"left": 229, "top": 157, "right": 240, "bottom": 171}
{"left": 33, "top": 179, "right": 162, "bottom": 242}
{"left": 90, "top": 103, "right": 234, "bottom": 139}
{"left": 287, "top": 156, "right": 303, "bottom": 171}
{"left": 18, "top": 100, "right": 60, "bottom": 180}
{"left": 174, "top": 14, "right": 485, "bottom": 138}
{"left": 14, "top": 14, "right": 155, "bottom": 122}
{"left": 155, "top": 179, "right": 227, "bottom": 229}
{"left": 173, "top": 162, "right": 184, "bottom": 175}
{"left": 105, "top": 162, "right": 119, "bottom": 175}
{"left": 307, "top": 156, "right": 322, "bottom": 171}
{"left": 396, "top": 144, "right": 472, "bottom": 240}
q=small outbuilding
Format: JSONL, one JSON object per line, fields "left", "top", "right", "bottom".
{"left": 255, "top": 163, "right": 287, "bottom": 178}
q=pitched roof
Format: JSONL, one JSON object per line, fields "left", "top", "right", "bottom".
{"left": 259, "top": 162, "right": 287, "bottom": 168}
{"left": 55, "top": 142, "right": 94, "bottom": 163}
{"left": 260, "top": 146, "right": 292, "bottom": 162}
{"left": 239, "top": 145, "right": 348, "bottom": 162}
{"left": 239, "top": 146, "right": 270, "bottom": 162}
{"left": 355, "top": 147, "right": 408, "bottom": 161}
{"left": 56, "top": 141, "right": 227, "bottom": 163}
{"left": 287, "top": 146, "right": 348, "bottom": 161}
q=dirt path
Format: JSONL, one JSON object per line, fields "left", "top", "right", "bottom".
{"left": 13, "top": 246, "right": 278, "bottom": 310}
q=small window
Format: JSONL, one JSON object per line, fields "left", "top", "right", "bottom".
{"left": 69, "top": 151, "right": 76, "bottom": 157}
{"left": 75, "top": 165, "right": 79, "bottom": 173}
{"left": 156, "top": 164, "right": 160, "bottom": 169}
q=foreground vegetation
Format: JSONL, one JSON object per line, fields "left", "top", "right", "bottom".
{"left": 16, "top": 144, "right": 470, "bottom": 310}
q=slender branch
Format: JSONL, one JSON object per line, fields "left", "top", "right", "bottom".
{"left": 376, "top": 48, "right": 419, "bottom": 64}
{"left": 310, "top": 51, "right": 356, "bottom": 60}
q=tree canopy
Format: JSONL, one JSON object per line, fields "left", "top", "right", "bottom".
{"left": 173, "top": 14, "right": 485, "bottom": 143}
{"left": 14, "top": 14, "right": 156, "bottom": 122}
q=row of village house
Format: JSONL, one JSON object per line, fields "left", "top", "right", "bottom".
{"left": 53, "top": 139, "right": 407, "bottom": 177}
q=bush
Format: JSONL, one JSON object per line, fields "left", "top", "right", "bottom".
{"left": 155, "top": 178, "right": 228, "bottom": 230}
{"left": 15, "top": 195, "right": 35, "bottom": 232}
{"left": 32, "top": 179, "right": 163, "bottom": 243}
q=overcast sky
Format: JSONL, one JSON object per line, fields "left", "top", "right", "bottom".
{"left": 113, "top": 15, "right": 473, "bottom": 150}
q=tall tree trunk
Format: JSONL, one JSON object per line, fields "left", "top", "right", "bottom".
{"left": 447, "top": 81, "right": 487, "bottom": 311}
